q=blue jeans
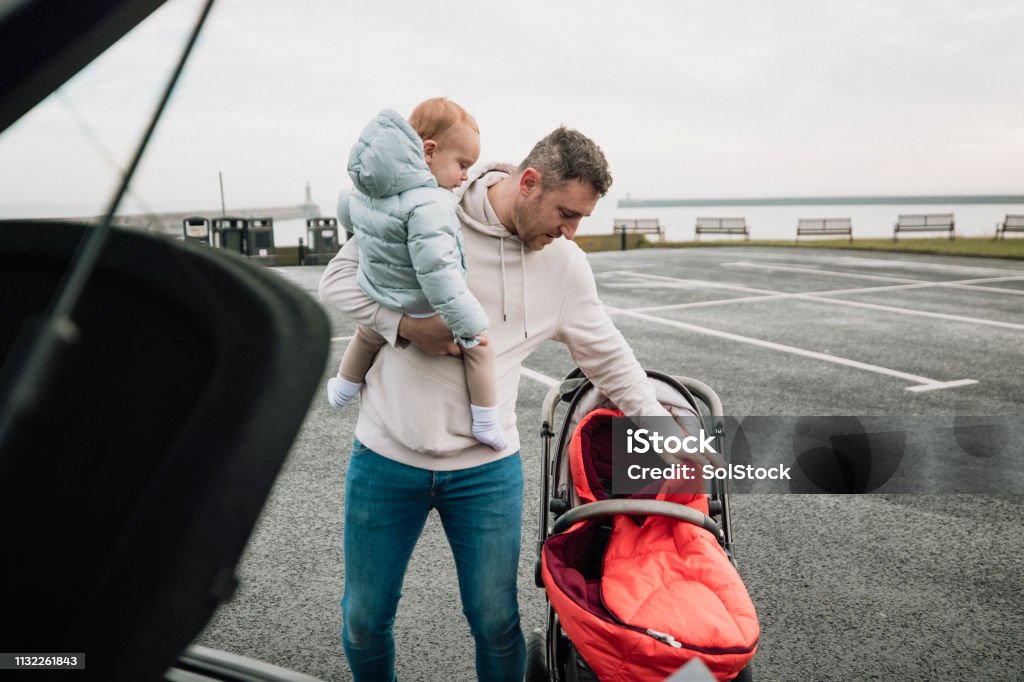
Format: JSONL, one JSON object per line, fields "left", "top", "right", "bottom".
{"left": 341, "top": 439, "right": 526, "bottom": 681}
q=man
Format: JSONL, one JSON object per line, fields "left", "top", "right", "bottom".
{"left": 319, "top": 126, "right": 684, "bottom": 681}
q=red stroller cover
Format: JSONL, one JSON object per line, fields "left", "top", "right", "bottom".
{"left": 542, "top": 408, "right": 759, "bottom": 681}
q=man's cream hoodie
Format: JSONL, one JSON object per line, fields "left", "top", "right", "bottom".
{"left": 319, "top": 164, "right": 671, "bottom": 471}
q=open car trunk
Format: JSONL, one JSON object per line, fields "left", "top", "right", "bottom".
{"left": 0, "top": 4, "right": 331, "bottom": 679}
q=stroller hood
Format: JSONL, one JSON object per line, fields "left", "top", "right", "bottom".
{"left": 543, "top": 409, "right": 759, "bottom": 681}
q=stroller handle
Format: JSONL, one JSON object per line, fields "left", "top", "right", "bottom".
{"left": 551, "top": 499, "right": 722, "bottom": 540}
{"left": 673, "top": 376, "right": 723, "bottom": 419}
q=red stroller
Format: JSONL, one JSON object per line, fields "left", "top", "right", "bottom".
{"left": 528, "top": 369, "right": 758, "bottom": 681}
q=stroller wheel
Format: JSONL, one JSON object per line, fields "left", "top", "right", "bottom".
{"left": 525, "top": 628, "right": 548, "bottom": 682}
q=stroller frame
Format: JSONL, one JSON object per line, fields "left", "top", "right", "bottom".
{"left": 530, "top": 367, "right": 751, "bottom": 682}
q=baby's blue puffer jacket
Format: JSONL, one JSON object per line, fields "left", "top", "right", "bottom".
{"left": 337, "top": 109, "right": 488, "bottom": 342}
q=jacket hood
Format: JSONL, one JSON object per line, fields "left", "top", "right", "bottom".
{"left": 348, "top": 109, "right": 437, "bottom": 199}
{"left": 455, "top": 163, "right": 518, "bottom": 240}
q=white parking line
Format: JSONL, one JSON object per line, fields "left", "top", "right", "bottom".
{"left": 723, "top": 261, "right": 915, "bottom": 283}
{"left": 829, "top": 255, "right": 1024, "bottom": 277}
{"left": 631, "top": 292, "right": 797, "bottom": 311}
{"left": 722, "top": 261, "right": 1024, "bottom": 296}
{"left": 796, "top": 295, "right": 1024, "bottom": 331}
{"left": 604, "top": 271, "right": 1024, "bottom": 332}
{"left": 520, "top": 366, "right": 559, "bottom": 387}
{"left": 602, "top": 272, "right": 773, "bottom": 296}
{"left": 811, "top": 277, "right": 1024, "bottom": 298}
{"left": 605, "top": 306, "right": 978, "bottom": 393}
{"left": 604, "top": 268, "right": 1024, "bottom": 301}
{"left": 906, "top": 380, "right": 980, "bottom": 393}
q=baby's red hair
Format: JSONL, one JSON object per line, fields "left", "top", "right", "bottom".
{"left": 408, "top": 97, "right": 478, "bottom": 143}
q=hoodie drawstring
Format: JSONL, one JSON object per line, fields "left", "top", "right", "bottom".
{"left": 520, "top": 242, "right": 528, "bottom": 339}
{"left": 497, "top": 237, "right": 528, "bottom": 338}
{"left": 500, "top": 238, "right": 508, "bottom": 322}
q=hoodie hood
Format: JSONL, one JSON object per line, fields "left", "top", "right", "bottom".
{"left": 454, "top": 163, "right": 531, "bottom": 335}
{"left": 348, "top": 109, "right": 437, "bottom": 199}
{"left": 455, "top": 163, "right": 518, "bottom": 240}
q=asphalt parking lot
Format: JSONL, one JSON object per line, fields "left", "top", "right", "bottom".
{"left": 196, "top": 246, "right": 1024, "bottom": 681}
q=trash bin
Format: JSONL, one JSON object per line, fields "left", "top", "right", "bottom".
{"left": 182, "top": 216, "right": 211, "bottom": 246}
{"left": 305, "top": 217, "right": 342, "bottom": 265}
{"left": 247, "top": 217, "right": 277, "bottom": 266}
{"left": 211, "top": 216, "right": 249, "bottom": 255}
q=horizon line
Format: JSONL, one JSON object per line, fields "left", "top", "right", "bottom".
{"left": 618, "top": 194, "right": 1024, "bottom": 208}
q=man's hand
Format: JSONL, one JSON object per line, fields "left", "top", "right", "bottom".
{"left": 399, "top": 315, "right": 457, "bottom": 355}
{"left": 397, "top": 316, "right": 489, "bottom": 356}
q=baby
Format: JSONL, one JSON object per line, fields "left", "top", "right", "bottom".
{"left": 327, "top": 98, "right": 507, "bottom": 451}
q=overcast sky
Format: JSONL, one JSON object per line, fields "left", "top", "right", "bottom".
{"left": 1, "top": 0, "right": 1021, "bottom": 223}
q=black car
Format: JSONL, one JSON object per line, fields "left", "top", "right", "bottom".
{"left": 0, "top": 2, "right": 330, "bottom": 679}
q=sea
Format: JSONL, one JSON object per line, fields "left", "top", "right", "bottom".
{"left": 3, "top": 196, "right": 1023, "bottom": 246}
{"left": 601, "top": 196, "right": 1024, "bottom": 242}
{"left": 283, "top": 197, "right": 1024, "bottom": 245}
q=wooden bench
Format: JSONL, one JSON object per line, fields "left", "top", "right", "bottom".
{"left": 796, "top": 218, "right": 853, "bottom": 242}
{"left": 995, "top": 214, "right": 1024, "bottom": 240}
{"left": 613, "top": 218, "right": 664, "bottom": 250}
{"left": 893, "top": 213, "right": 955, "bottom": 241}
{"left": 695, "top": 217, "right": 748, "bottom": 240}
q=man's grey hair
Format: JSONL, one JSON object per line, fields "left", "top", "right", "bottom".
{"left": 518, "top": 126, "right": 613, "bottom": 197}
